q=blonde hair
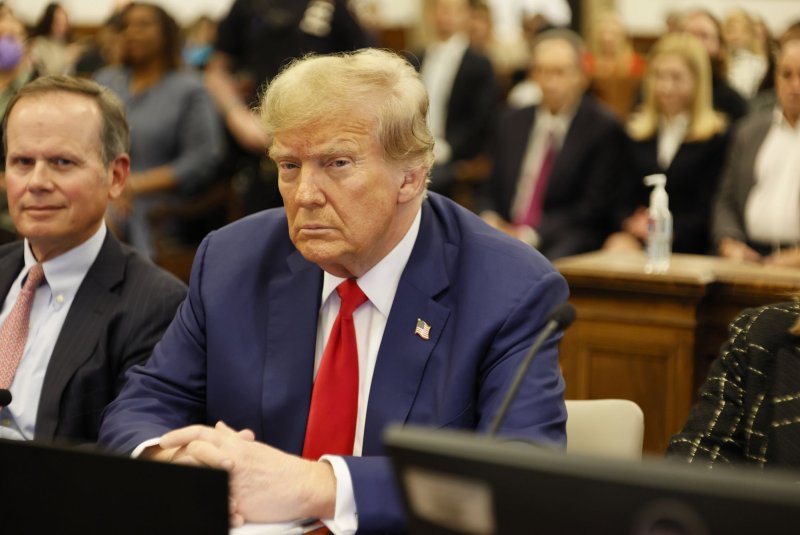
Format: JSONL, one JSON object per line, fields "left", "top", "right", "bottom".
{"left": 628, "top": 33, "right": 726, "bottom": 141}
{"left": 589, "top": 10, "right": 635, "bottom": 74}
{"left": 259, "top": 48, "right": 435, "bottom": 173}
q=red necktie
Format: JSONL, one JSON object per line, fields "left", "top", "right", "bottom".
{"left": 0, "top": 264, "right": 45, "bottom": 389}
{"left": 516, "top": 132, "right": 558, "bottom": 229}
{"left": 303, "top": 279, "right": 368, "bottom": 459}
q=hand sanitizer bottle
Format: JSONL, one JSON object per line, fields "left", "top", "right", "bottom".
{"left": 644, "top": 173, "right": 672, "bottom": 274}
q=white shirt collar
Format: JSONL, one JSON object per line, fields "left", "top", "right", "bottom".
{"left": 321, "top": 208, "right": 422, "bottom": 318}
{"left": 22, "top": 224, "right": 107, "bottom": 301}
{"left": 774, "top": 106, "right": 800, "bottom": 132}
{"left": 430, "top": 32, "right": 470, "bottom": 55}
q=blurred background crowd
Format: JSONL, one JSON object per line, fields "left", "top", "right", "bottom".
{"left": 0, "top": 0, "right": 798, "bottom": 281}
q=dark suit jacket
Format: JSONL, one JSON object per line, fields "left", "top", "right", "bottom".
{"left": 0, "top": 231, "right": 186, "bottom": 444}
{"left": 99, "top": 193, "right": 569, "bottom": 533}
{"left": 479, "top": 94, "right": 625, "bottom": 259}
{"left": 711, "top": 110, "right": 773, "bottom": 248}
{"left": 409, "top": 47, "right": 497, "bottom": 163}
{"left": 668, "top": 302, "right": 800, "bottom": 469}
{"left": 617, "top": 128, "right": 731, "bottom": 254}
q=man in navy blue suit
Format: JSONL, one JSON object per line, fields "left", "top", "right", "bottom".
{"left": 99, "top": 48, "right": 568, "bottom": 533}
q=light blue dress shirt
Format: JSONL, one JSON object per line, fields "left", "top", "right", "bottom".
{"left": 0, "top": 225, "right": 106, "bottom": 440}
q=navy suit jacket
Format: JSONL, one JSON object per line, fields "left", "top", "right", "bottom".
{"left": 99, "top": 193, "right": 568, "bottom": 532}
{"left": 0, "top": 232, "right": 185, "bottom": 443}
{"left": 479, "top": 94, "right": 625, "bottom": 259}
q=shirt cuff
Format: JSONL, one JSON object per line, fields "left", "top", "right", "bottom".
{"left": 318, "top": 455, "right": 358, "bottom": 535}
{"left": 131, "top": 437, "right": 161, "bottom": 458}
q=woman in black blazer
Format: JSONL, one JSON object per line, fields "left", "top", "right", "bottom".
{"left": 668, "top": 301, "right": 800, "bottom": 469}
{"left": 606, "top": 32, "right": 730, "bottom": 254}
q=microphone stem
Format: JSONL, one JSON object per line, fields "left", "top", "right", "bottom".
{"left": 488, "top": 319, "right": 559, "bottom": 436}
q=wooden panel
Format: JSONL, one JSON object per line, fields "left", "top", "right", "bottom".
{"left": 562, "top": 318, "right": 695, "bottom": 453}
{"left": 555, "top": 250, "right": 800, "bottom": 455}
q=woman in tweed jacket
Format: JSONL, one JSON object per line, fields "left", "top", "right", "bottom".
{"left": 668, "top": 301, "right": 800, "bottom": 468}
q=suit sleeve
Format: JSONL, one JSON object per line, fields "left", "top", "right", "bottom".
{"left": 99, "top": 238, "right": 213, "bottom": 452}
{"left": 711, "top": 122, "right": 751, "bottom": 247}
{"left": 342, "top": 269, "right": 569, "bottom": 532}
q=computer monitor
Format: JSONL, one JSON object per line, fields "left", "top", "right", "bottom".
{"left": 385, "top": 425, "right": 800, "bottom": 535}
{"left": 0, "top": 438, "right": 229, "bottom": 534}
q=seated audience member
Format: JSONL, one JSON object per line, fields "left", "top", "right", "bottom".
{"left": 681, "top": 9, "right": 749, "bottom": 123}
{"left": 28, "top": 3, "right": 82, "bottom": 76}
{"left": 182, "top": 15, "right": 217, "bottom": 71}
{"left": 712, "top": 30, "right": 800, "bottom": 267}
{"left": 0, "top": 14, "right": 35, "bottom": 243}
{"left": 408, "top": 0, "right": 497, "bottom": 202}
{"left": 668, "top": 301, "right": 800, "bottom": 468}
{"left": 99, "top": 49, "right": 569, "bottom": 533}
{"left": 606, "top": 33, "right": 729, "bottom": 255}
{"left": 723, "top": 8, "right": 769, "bottom": 100}
{"left": 469, "top": 0, "right": 529, "bottom": 95}
{"left": 478, "top": 29, "right": 625, "bottom": 260}
{"left": 94, "top": 2, "right": 224, "bottom": 259}
{"left": 0, "top": 76, "right": 185, "bottom": 443}
{"left": 585, "top": 10, "right": 645, "bottom": 119}
{"left": 74, "top": 13, "right": 124, "bottom": 77}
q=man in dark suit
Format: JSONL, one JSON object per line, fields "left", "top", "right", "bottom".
{"left": 409, "top": 0, "right": 497, "bottom": 200}
{"left": 0, "top": 76, "right": 185, "bottom": 444}
{"left": 99, "top": 49, "right": 568, "bottom": 533}
{"left": 478, "top": 29, "right": 625, "bottom": 260}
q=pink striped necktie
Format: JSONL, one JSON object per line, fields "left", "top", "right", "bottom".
{"left": 0, "top": 264, "right": 45, "bottom": 389}
{"left": 516, "top": 131, "right": 559, "bottom": 229}
{"left": 303, "top": 279, "right": 368, "bottom": 459}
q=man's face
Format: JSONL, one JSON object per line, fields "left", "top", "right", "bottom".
{"left": 776, "top": 40, "right": 800, "bottom": 125}
{"left": 5, "top": 92, "right": 127, "bottom": 262}
{"left": 532, "top": 39, "right": 587, "bottom": 114}
{"left": 683, "top": 13, "right": 721, "bottom": 60}
{"left": 272, "top": 116, "right": 422, "bottom": 278}
{"left": 432, "top": 0, "right": 470, "bottom": 40}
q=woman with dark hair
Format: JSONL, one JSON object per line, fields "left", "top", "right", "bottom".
{"left": 94, "top": 2, "right": 223, "bottom": 258}
{"left": 29, "top": 2, "right": 82, "bottom": 75}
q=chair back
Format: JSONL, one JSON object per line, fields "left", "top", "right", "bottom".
{"left": 565, "top": 398, "right": 644, "bottom": 460}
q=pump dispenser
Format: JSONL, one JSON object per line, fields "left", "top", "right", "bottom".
{"left": 644, "top": 173, "right": 672, "bottom": 274}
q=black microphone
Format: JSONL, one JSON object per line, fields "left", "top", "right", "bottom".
{"left": 0, "top": 389, "right": 11, "bottom": 407}
{"left": 488, "top": 302, "right": 576, "bottom": 436}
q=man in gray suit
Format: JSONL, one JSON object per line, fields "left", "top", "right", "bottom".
{"left": 0, "top": 76, "right": 185, "bottom": 444}
{"left": 713, "top": 29, "right": 800, "bottom": 267}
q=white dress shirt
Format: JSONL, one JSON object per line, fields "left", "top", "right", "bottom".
{"left": 511, "top": 106, "right": 574, "bottom": 224}
{"left": 745, "top": 108, "right": 800, "bottom": 246}
{"left": 319, "top": 208, "right": 421, "bottom": 534}
{"left": 0, "top": 224, "right": 106, "bottom": 440}
{"left": 420, "top": 33, "right": 470, "bottom": 165}
{"left": 657, "top": 113, "right": 689, "bottom": 169}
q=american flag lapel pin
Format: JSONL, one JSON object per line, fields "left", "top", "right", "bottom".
{"left": 414, "top": 318, "right": 431, "bottom": 340}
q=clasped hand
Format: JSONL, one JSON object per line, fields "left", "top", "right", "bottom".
{"left": 150, "top": 421, "right": 336, "bottom": 526}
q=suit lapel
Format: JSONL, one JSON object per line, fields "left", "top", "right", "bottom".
{"left": 260, "top": 250, "right": 322, "bottom": 454}
{"left": 362, "top": 202, "right": 451, "bottom": 454}
{"left": 35, "top": 233, "right": 125, "bottom": 441}
{"left": 0, "top": 245, "right": 24, "bottom": 299}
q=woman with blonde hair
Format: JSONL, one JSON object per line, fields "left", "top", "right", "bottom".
{"left": 606, "top": 32, "right": 730, "bottom": 255}
{"left": 585, "top": 10, "right": 645, "bottom": 118}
